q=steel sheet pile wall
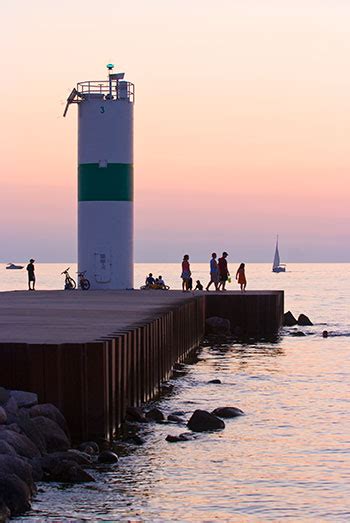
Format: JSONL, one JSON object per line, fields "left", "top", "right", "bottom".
{"left": 0, "top": 296, "right": 205, "bottom": 441}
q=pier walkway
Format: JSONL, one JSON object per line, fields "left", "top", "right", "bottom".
{"left": 0, "top": 290, "right": 283, "bottom": 441}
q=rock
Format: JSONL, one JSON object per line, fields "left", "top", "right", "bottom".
{"left": 42, "top": 459, "right": 95, "bottom": 483}
{"left": 172, "top": 369, "right": 186, "bottom": 378}
{"left": 167, "top": 414, "right": 185, "bottom": 423}
{"left": 187, "top": 410, "right": 225, "bottom": 432}
{"left": 145, "top": 408, "right": 165, "bottom": 422}
{"left": 17, "top": 411, "right": 46, "bottom": 455}
{"left": 10, "top": 391, "right": 38, "bottom": 409}
{"left": 0, "top": 501, "right": 10, "bottom": 522}
{"left": 78, "top": 441, "right": 100, "bottom": 455}
{"left": 31, "top": 416, "right": 70, "bottom": 452}
{"left": 28, "top": 458, "right": 44, "bottom": 482}
{"left": 208, "top": 379, "right": 222, "bottom": 384}
{"left": 173, "top": 362, "right": 185, "bottom": 370}
{"left": 297, "top": 314, "right": 313, "bottom": 326}
{"left": 0, "top": 429, "right": 40, "bottom": 459}
{"left": 3, "top": 397, "right": 19, "bottom": 424}
{"left": 170, "top": 410, "right": 185, "bottom": 417}
{"left": 123, "top": 434, "right": 145, "bottom": 446}
{"left": 0, "top": 388, "right": 10, "bottom": 406}
{"left": 212, "top": 407, "right": 244, "bottom": 418}
{"left": 0, "top": 473, "right": 32, "bottom": 516}
{"left": 166, "top": 433, "right": 194, "bottom": 443}
{"left": 126, "top": 406, "right": 147, "bottom": 423}
{"left": 0, "top": 440, "right": 16, "bottom": 456}
{"left": 29, "top": 404, "right": 69, "bottom": 436}
{"left": 205, "top": 317, "right": 231, "bottom": 335}
{"left": 283, "top": 311, "right": 298, "bottom": 326}
{"left": 42, "top": 451, "right": 92, "bottom": 467}
{"left": 0, "top": 407, "right": 7, "bottom": 425}
{"left": 290, "top": 331, "right": 306, "bottom": 337}
{"left": 97, "top": 450, "right": 119, "bottom": 464}
{"left": 0, "top": 455, "right": 35, "bottom": 494}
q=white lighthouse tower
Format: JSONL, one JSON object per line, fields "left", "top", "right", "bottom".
{"left": 64, "top": 65, "right": 135, "bottom": 289}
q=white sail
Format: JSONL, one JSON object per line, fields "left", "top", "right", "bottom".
{"left": 273, "top": 240, "right": 280, "bottom": 269}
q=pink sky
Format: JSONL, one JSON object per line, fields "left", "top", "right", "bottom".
{"left": 1, "top": 0, "right": 349, "bottom": 262}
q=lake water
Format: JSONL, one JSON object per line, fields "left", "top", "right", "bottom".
{"left": 4, "top": 263, "right": 350, "bottom": 522}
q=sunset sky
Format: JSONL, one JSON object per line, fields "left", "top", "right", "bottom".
{"left": 1, "top": 0, "right": 349, "bottom": 262}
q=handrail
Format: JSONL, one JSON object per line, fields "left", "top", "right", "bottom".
{"left": 76, "top": 79, "right": 134, "bottom": 102}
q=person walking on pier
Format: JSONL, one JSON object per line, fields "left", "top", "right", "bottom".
{"left": 206, "top": 252, "right": 219, "bottom": 291}
{"left": 236, "top": 262, "right": 247, "bottom": 292}
{"left": 181, "top": 254, "right": 191, "bottom": 291}
{"left": 26, "top": 258, "right": 36, "bottom": 291}
{"left": 218, "top": 252, "right": 230, "bottom": 291}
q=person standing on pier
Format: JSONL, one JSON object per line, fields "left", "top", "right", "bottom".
{"left": 26, "top": 258, "right": 36, "bottom": 291}
{"left": 206, "top": 252, "right": 219, "bottom": 291}
{"left": 181, "top": 254, "right": 191, "bottom": 291}
{"left": 218, "top": 252, "right": 229, "bottom": 291}
{"left": 236, "top": 263, "right": 247, "bottom": 292}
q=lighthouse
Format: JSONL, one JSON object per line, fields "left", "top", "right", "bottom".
{"left": 64, "top": 65, "right": 135, "bottom": 289}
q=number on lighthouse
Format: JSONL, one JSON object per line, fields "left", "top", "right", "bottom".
{"left": 100, "top": 106, "right": 105, "bottom": 114}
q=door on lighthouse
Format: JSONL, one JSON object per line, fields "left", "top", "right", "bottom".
{"left": 94, "top": 248, "right": 112, "bottom": 283}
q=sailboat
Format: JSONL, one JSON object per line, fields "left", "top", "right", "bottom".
{"left": 272, "top": 237, "right": 286, "bottom": 273}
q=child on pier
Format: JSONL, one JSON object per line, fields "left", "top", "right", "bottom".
{"left": 236, "top": 263, "right": 247, "bottom": 292}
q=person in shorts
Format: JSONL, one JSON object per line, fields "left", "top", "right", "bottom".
{"left": 206, "top": 252, "right": 219, "bottom": 291}
{"left": 218, "top": 252, "right": 229, "bottom": 291}
{"left": 181, "top": 254, "right": 191, "bottom": 291}
{"left": 26, "top": 258, "right": 36, "bottom": 291}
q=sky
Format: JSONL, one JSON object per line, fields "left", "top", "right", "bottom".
{"left": 1, "top": 0, "right": 349, "bottom": 262}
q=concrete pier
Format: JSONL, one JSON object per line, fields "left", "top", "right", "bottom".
{"left": 0, "top": 289, "right": 283, "bottom": 441}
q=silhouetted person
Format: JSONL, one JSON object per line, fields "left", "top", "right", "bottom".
{"left": 206, "top": 252, "right": 219, "bottom": 291}
{"left": 145, "top": 273, "right": 155, "bottom": 286}
{"left": 26, "top": 259, "right": 35, "bottom": 291}
{"left": 218, "top": 252, "right": 229, "bottom": 291}
{"left": 181, "top": 254, "right": 191, "bottom": 291}
{"left": 236, "top": 262, "right": 247, "bottom": 291}
{"left": 194, "top": 280, "right": 203, "bottom": 291}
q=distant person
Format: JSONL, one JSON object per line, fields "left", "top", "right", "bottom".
{"left": 155, "top": 275, "right": 166, "bottom": 288}
{"left": 145, "top": 273, "right": 155, "bottom": 287}
{"left": 236, "top": 263, "right": 247, "bottom": 292}
{"left": 194, "top": 280, "right": 203, "bottom": 291}
{"left": 218, "top": 252, "right": 229, "bottom": 291}
{"left": 322, "top": 330, "right": 329, "bottom": 338}
{"left": 206, "top": 252, "right": 219, "bottom": 291}
{"left": 26, "top": 258, "right": 36, "bottom": 291}
{"left": 181, "top": 254, "right": 191, "bottom": 291}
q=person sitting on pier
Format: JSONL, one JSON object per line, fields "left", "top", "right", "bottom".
{"left": 155, "top": 275, "right": 166, "bottom": 289}
{"left": 194, "top": 280, "right": 203, "bottom": 291}
{"left": 145, "top": 273, "right": 155, "bottom": 287}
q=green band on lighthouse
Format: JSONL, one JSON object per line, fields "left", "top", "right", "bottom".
{"left": 78, "top": 163, "right": 133, "bottom": 201}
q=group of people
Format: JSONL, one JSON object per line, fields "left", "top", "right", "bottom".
{"left": 181, "top": 252, "right": 247, "bottom": 292}
{"left": 144, "top": 273, "right": 167, "bottom": 289}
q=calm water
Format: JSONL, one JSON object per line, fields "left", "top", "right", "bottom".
{"left": 4, "top": 263, "right": 350, "bottom": 522}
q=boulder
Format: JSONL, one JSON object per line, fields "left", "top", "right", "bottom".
{"left": 297, "top": 314, "right": 313, "bottom": 326}
{"left": 126, "top": 406, "right": 147, "bottom": 423}
{"left": 0, "top": 429, "right": 40, "bottom": 459}
{"left": 17, "top": 411, "right": 46, "bottom": 454}
{"left": 0, "top": 455, "right": 35, "bottom": 494}
{"left": 0, "top": 407, "right": 7, "bottom": 425}
{"left": 145, "top": 408, "right": 165, "bottom": 422}
{"left": 42, "top": 459, "right": 95, "bottom": 483}
{"left": 0, "top": 473, "right": 31, "bottom": 516}
{"left": 0, "top": 388, "right": 10, "bottom": 406}
{"left": 10, "top": 391, "right": 38, "bottom": 409}
{"left": 208, "top": 379, "right": 222, "bottom": 384}
{"left": 283, "top": 311, "right": 298, "bottom": 326}
{"left": 31, "top": 416, "right": 70, "bottom": 452}
{"left": 187, "top": 410, "right": 225, "bottom": 432}
{"left": 212, "top": 407, "right": 244, "bottom": 418}
{"left": 41, "top": 451, "right": 92, "bottom": 467}
{"left": 166, "top": 433, "right": 194, "bottom": 443}
{"left": 3, "top": 397, "right": 19, "bottom": 424}
{"left": 78, "top": 441, "right": 100, "bottom": 455}
{"left": 97, "top": 450, "right": 119, "bottom": 464}
{"left": 29, "top": 404, "right": 69, "bottom": 436}
{"left": 205, "top": 317, "right": 231, "bottom": 335}
{"left": 28, "top": 458, "right": 44, "bottom": 482}
{"left": 290, "top": 331, "right": 306, "bottom": 337}
{"left": 0, "top": 440, "right": 16, "bottom": 456}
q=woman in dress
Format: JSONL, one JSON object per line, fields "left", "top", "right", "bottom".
{"left": 181, "top": 254, "right": 191, "bottom": 291}
{"left": 236, "top": 263, "right": 247, "bottom": 292}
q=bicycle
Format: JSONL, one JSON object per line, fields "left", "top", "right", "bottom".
{"left": 61, "top": 267, "right": 76, "bottom": 290}
{"left": 78, "top": 271, "right": 90, "bottom": 290}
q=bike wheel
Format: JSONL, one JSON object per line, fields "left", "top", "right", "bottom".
{"left": 81, "top": 279, "right": 90, "bottom": 290}
{"left": 68, "top": 277, "right": 76, "bottom": 289}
